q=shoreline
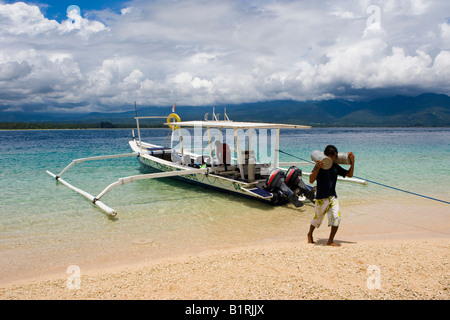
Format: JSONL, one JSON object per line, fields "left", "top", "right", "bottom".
{"left": 1, "top": 198, "right": 449, "bottom": 299}
{"left": 1, "top": 237, "right": 448, "bottom": 300}
{"left": 2, "top": 126, "right": 450, "bottom": 131}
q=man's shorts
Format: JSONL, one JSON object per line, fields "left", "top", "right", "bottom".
{"left": 311, "top": 196, "right": 341, "bottom": 228}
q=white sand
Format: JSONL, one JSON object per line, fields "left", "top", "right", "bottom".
{"left": 1, "top": 198, "right": 449, "bottom": 300}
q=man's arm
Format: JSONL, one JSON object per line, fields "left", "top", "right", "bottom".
{"left": 309, "top": 160, "right": 323, "bottom": 184}
{"left": 346, "top": 152, "right": 355, "bottom": 178}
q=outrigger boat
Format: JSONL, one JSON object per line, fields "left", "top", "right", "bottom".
{"left": 46, "top": 108, "right": 366, "bottom": 216}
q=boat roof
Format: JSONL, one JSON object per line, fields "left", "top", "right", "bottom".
{"left": 164, "top": 120, "right": 311, "bottom": 130}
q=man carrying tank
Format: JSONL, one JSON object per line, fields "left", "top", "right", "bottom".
{"left": 307, "top": 145, "right": 355, "bottom": 247}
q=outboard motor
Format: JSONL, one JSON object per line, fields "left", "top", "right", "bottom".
{"left": 285, "top": 166, "right": 316, "bottom": 203}
{"left": 266, "top": 169, "right": 304, "bottom": 207}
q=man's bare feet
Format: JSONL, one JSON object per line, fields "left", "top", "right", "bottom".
{"left": 307, "top": 225, "right": 316, "bottom": 244}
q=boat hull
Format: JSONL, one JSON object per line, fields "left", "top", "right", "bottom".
{"left": 128, "top": 136, "right": 279, "bottom": 204}
{"left": 135, "top": 153, "right": 275, "bottom": 204}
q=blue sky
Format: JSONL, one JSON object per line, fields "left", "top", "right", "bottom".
{"left": 4, "top": 0, "right": 126, "bottom": 21}
{"left": 0, "top": 0, "right": 449, "bottom": 113}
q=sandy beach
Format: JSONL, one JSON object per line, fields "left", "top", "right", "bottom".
{"left": 1, "top": 198, "right": 449, "bottom": 300}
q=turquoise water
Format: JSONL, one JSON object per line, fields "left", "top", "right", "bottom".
{"left": 279, "top": 127, "right": 450, "bottom": 202}
{"left": 1, "top": 127, "right": 449, "bottom": 284}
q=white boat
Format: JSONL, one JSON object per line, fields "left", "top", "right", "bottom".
{"left": 46, "top": 109, "right": 366, "bottom": 216}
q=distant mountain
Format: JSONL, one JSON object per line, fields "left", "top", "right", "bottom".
{"left": 1, "top": 93, "right": 450, "bottom": 127}
{"left": 223, "top": 93, "right": 450, "bottom": 126}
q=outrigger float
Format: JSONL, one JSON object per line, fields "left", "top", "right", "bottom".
{"left": 46, "top": 108, "right": 366, "bottom": 216}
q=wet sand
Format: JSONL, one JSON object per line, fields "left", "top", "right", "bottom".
{"left": 1, "top": 198, "right": 449, "bottom": 300}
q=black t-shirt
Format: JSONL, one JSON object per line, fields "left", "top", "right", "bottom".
{"left": 315, "top": 163, "right": 348, "bottom": 199}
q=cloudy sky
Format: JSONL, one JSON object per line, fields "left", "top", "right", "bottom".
{"left": 0, "top": 0, "right": 449, "bottom": 113}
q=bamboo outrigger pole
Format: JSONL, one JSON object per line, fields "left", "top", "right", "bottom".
{"left": 94, "top": 168, "right": 209, "bottom": 202}
{"left": 55, "top": 153, "right": 139, "bottom": 178}
{"left": 46, "top": 152, "right": 140, "bottom": 216}
{"left": 46, "top": 170, "right": 119, "bottom": 216}
{"left": 46, "top": 151, "right": 209, "bottom": 216}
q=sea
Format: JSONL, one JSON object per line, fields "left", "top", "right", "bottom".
{"left": 1, "top": 127, "right": 449, "bottom": 285}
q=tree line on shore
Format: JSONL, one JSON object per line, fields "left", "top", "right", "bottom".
{"left": 0, "top": 122, "right": 165, "bottom": 130}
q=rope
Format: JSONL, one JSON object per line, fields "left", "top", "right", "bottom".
{"left": 277, "top": 149, "right": 450, "bottom": 205}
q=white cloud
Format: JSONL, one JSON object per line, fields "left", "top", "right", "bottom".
{"left": 60, "top": 7, "right": 108, "bottom": 37}
{"left": 0, "top": 2, "right": 107, "bottom": 38}
{"left": 0, "top": 0, "right": 449, "bottom": 113}
{"left": 120, "top": 7, "right": 132, "bottom": 15}
{"left": 383, "top": 0, "right": 432, "bottom": 16}
{"left": 0, "top": 2, "right": 59, "bottom": 36}
{"left": 441, "top": 22, "right": 450, "bottom": 39}
{"left": 432, "top": 51, "right": 450, "bottom": 82}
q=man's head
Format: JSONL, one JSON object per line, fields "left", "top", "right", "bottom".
{"left": 324, "top": 145, "right": 338, "bottom": 161}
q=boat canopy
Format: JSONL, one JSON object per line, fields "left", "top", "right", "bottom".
{"left": 163, "top": 120, "right": 311, "bottom": 130}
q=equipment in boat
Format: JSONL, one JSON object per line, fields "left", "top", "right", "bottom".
{"left": 46, "top": 106, "right": 365, "bottom": 216}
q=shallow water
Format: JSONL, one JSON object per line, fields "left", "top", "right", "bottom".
{"left": 1, "top": 127, "right": 449, "bottom": 284}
